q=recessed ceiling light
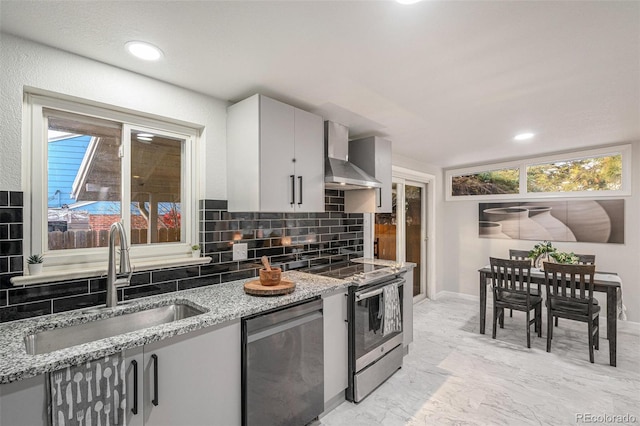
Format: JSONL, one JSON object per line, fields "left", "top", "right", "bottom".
{"left": 137, "top": 136, "right": 153, "bottom": 141}
{"left": 396, "top": 0, "right": 422, "bottom": 4}
{"left": 137, "top": 133, "right": 154, "bottom": 138}
{"left": 125, "top": 41, "right": 163, "bottom": 61}
{"left": 514, "top": 132, "right": 535, "bottom": 141}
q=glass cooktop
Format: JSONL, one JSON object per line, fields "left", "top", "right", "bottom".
{"left": 301, "top": 261, "right": 389, "bottom": 280}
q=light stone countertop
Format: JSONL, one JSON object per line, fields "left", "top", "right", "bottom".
{"left": 0, "top": 271, "right": 348, "bottom": 384}
{"left": 350, "top": 257, "right": 417, "bottom": 269}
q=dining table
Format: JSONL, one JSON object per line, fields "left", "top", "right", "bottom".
{"left": 478, "top": 266, "right": 623, "bottom": 367}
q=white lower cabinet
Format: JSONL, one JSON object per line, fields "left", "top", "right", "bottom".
{"left": 126, "top": 320, "right": 242, "bottom": 426}
{"left": 322, "top": 289, "right": 348, "bottom": 410}
{"left": 0, "top": 374, "right": 47, "bottom": 426}
{"left": 0, "top": 321, "right": 241, "bottom": 426}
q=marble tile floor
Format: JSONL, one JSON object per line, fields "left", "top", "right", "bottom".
{"left": 319, "top": 293, "right": 640, "bottom": 426}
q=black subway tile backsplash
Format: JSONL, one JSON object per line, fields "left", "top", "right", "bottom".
{"left": 221, "top": 269, "right": 256, "bottom": 283}
{"left": 53, "top": 292, "right": 106, "bottom": 314}
{"left": 0, "top": 208, "right": 23, "bottom": 223}
{"left": 10, "top": 256, "right": 23, "bottom": 273}
{"left": 10, "top": 224, "right": 23, "bottom": 239}
{"left": 0, "top": 300, "right": 51, "bottom": 322}
{"left": 9, "top": 192, "right": 23, "bottom": 207}
{"left": 178, "top": 276, "right": 219, "bottom": 291}
{"left": 0, "top": 190, "right": 362, "bottom": 323}
{"left": 89, "top": 277, "right": 107, "bottom": 293}
{"left": 124, "top": 282, "right": 178, "bottom": 300}
{"left": 8, "top": 280, "right": 89, "bottom": 305}
{"left": 151, "top": 266, "right": 200, "bottom": 283}
{"left": 0, "top": 241, "right": 22, "bottom": 256}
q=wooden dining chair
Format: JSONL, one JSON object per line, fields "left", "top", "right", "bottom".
{"left": 508, "top": 249, "right": 531, "bottom": 262}
{"left": 554, "top": 253, "right": 596, "bottom": 326}
{"left": 489, "top": 257, "right": 542, "bottom": 348}
{"left": 544, "top": 262, "right": 600, "bottom": 363}
{"left": 575, "top": 254, "right": 596, "bottom": 265}
{"left": 508, "top": 249, "right": 537, "bottom": 317}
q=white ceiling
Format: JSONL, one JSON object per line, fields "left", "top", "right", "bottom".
{"left": 1, "top": 0, "right": 639, "bottom": 168}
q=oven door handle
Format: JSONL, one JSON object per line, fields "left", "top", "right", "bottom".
{"left": 355, "top": 278, "right": 405, "bottom": 301}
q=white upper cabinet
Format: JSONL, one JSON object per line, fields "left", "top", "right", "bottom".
{"left": 348, "top": 136, "right": 393, "bottom": 213}
{"left": 227, "top": 94, "right": 325, "bottom": 212}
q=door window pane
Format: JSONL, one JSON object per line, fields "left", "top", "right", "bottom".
{"left": 374, "top": 184, "right": 397, "bottom": 261}
{"left": 47, "top": 112, "right": 122, "bottom": 250}
{"left": 451, "top": 168, "right": 519, "bottom": 196}
{"left": 130, "top": 130, "right": 184, "bottom": 245}
{"left": 405, "top": 185, "right": 422, "bottom": 297}
{"left": 527, "top": 154, "right": 622, "bottom": 193}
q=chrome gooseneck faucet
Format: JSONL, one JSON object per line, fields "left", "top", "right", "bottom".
{"left": 106, "top": 221, "right": 132, "bottom": 308}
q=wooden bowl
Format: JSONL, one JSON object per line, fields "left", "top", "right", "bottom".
{"left": 259, "top": 268, "right": 282, "bottom": 286}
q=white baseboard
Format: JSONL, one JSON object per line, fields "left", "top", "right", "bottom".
{"left": 435, "top": 290, "right": 477, "bottom": 301}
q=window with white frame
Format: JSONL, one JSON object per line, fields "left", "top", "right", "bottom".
{"left": 445, "top": 145, "right": 631, "bottom": 201}
{"left": 25, "top": 94, "right": 199, "bottom": 271}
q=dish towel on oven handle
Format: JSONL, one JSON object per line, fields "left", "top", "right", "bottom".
{"left": 382, "top": 282, "right": 402, "bottom": 336}
{"left": 47, "top": 352, "right": 127, "bottom": 426}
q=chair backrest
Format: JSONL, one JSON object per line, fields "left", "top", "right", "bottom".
{"left": 509, "top": 249, "right": 531, "bottom": 263}
{"left": 574, "top": 254, "right": 596, "bottom": 265}
{"left": 509, "top": 249, "right": 530, "bottom": 260}
{"left": 489, "top": 257, "right": 533, "bottom": 302}
{"left": 543, "top": 262, "right": 596, "bottom": 305}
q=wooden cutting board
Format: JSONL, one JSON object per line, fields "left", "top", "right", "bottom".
{"left": 244, "top": 279, "right": 296, "bottom": 296}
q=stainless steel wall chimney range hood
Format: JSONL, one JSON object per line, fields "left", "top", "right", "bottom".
{"left": 324, "top": 121, "right": 382, "bottom": 190}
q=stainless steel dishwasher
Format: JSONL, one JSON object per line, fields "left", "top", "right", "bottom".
{"left": 242, "top": 297, "right": 324, "bottom": 426}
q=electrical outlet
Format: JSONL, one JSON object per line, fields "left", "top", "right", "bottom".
{"left": 233, "top": 242, "right": 248, "bottom": 261}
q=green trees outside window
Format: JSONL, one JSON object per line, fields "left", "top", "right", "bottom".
{"left": 452, "top": 169, "right": 519, "bottom": 196}
{"left": 527, "top": 154, "right": 622, "bottom": 193}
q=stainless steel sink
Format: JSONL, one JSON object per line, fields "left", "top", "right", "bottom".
{"left": 24, "top": 302, "right": 206, "bottom": 355}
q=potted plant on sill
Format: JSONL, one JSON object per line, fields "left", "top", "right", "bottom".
{"left": 191, "top": 244, "right": 201, "bottom": 258}
{"left": 27, "top": 254, "right": 44, "bottom": 275}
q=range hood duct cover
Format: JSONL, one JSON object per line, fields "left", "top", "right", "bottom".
{"left": 324, "top": 121, "right": 381, "bottom": 190}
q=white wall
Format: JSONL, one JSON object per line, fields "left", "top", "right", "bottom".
{"left": 441, "top": 142, "right": 640, "bottom": 323}
{"left": 0, "top": 34, "right": 228, "bottom": 199}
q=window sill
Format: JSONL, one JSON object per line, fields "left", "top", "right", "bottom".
{"left": 10, "top": 256, "right": 212, "bottom": 287}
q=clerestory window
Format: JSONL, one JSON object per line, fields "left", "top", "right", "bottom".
{"left": 446, "top": 145, "right": 631, "bottom": 200}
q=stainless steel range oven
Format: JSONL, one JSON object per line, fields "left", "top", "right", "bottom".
{"left": 348, "top": 272, "right": 404, "bottom": 402}
{"left": 303, "top": 261, "right": 405, "bottom": 403}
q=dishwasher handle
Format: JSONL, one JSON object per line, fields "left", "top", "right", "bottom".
{"left": 247, "top": 310, "right": 322, "bottom": 343}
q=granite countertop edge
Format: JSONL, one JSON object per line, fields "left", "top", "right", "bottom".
{"left": 350, "top": 257, "right": 417, "bottom": 270}
{"left": 0, "top": 271, "right": 349, "bottom": 384}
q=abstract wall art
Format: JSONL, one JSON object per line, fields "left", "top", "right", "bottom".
{"left": 478, "top": 200, "right": 624, "bottom": 244}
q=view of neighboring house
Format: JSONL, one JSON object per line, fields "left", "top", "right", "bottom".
{"left": 47, "top": 133, "right": 181, "bottom": 249}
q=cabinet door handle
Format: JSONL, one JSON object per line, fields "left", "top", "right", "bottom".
{"left": 290, "top": 175, "right": 295, "bottom": 205}
{"left": 297, "top": 176, "right": 303, "bottom": 205}
{"left": 151, "top": 354, "right": 159, "bottom": 406}
{"left": 378, "top": 188, "right": 382, "bottom": 208}
{"left": 131, "top": 360, "right": 139, "bottom": 415}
